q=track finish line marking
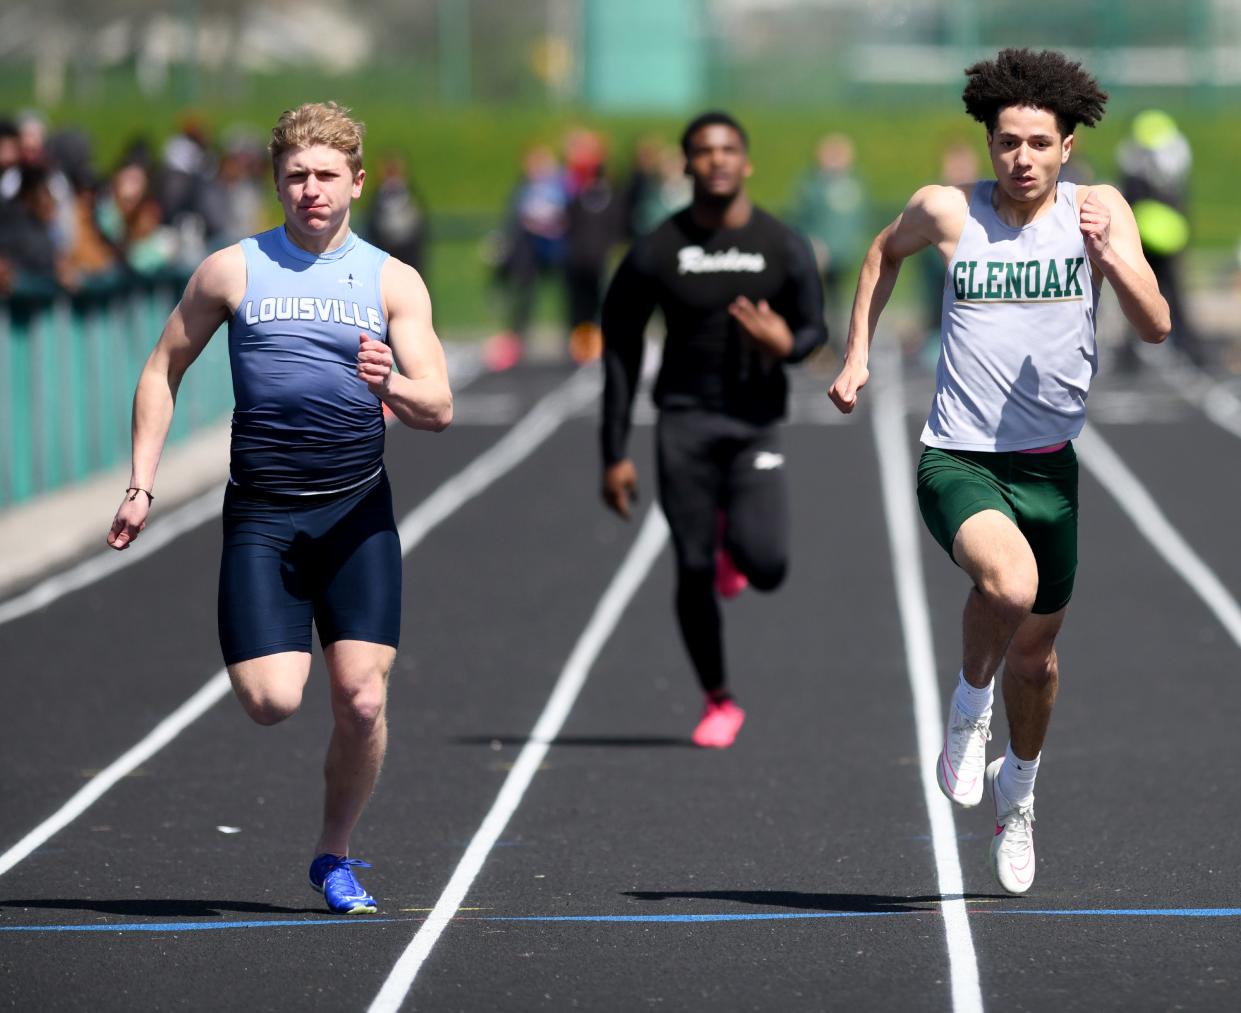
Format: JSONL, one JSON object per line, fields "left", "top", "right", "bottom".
{"left": 8, "top": 906, "right": 1241, "bottom": 934}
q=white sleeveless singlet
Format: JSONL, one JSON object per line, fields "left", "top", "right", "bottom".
{"left": 921, "top": 180, "right": 1100, "bottom": 452}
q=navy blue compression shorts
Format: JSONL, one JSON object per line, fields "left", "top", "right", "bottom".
{"left": 218, "top": 471, "right": 401, "bottom": 666}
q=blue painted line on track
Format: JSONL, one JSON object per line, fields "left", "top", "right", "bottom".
{"left": 5, "top": 907, "right": 1241, "bottom": 933}
{"left": 981, "top": 908, "right": 1241, "bottom": 918}
{"left": 0, "top": 917, "right": 416, "bottom": 933}
{"left": 480, "top": 908, "right": 1241, "bottom": 923}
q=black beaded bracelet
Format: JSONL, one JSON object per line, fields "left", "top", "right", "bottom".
{"left": 126, "top": 487, "right": 155, "bottom": 504}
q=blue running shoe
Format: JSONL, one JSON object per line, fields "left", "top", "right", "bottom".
{"left": 308, "top": 854, "right": 378, "bottom": 914}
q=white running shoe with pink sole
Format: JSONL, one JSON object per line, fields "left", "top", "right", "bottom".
{"left": 986, "top": 756, "right": 1037, "bottom": 894}
{"left": 936, "top": 701, "right": 992, "bottom": 807}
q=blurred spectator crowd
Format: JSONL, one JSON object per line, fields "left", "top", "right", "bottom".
{"left": 485, "top": 125, "right": 875, "bottom": 369}
{"left": 5, "top": 105, "right": 1209, "bottom": 371}
{"left": 484, "top": 127, "right": 693, "bottom": 368}
{"left": 0, "top": 110, "right": 272, "bottom": 300}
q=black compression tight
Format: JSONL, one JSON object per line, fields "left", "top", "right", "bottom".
{"left": 657, "top": 410, "right": 789, "bottom": 695}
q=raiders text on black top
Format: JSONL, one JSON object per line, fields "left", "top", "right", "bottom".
{"left": 601, "top": 207, "right": 827, "bottom": 465}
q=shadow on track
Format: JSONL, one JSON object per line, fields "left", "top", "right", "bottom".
{"left": 624, "top": 890, "right": 1001, "bottom": 913}
{"left": 454, "top": 735, "right": 694, "bottom": 748}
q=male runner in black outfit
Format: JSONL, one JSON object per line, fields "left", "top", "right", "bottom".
{"left": 600, "top": 111, "right": 827, "bottom": 748}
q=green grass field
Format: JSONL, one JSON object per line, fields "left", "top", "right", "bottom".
{"left": 14, "top": 66, "right": 1238, "bottom": 333}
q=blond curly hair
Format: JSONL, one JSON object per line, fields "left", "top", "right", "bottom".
{"left": 269, "top": 101, "right": 365, "bottom": 177}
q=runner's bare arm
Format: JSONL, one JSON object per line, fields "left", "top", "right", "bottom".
{"left": 107, "top": 246, "right": 242, "bottom": 549}
{"left": 829, "top": 185, "right": 967, "bottom": 413}
{"left": 369, "top": 258, "right": 453, "bottom": 431}
{"left": 1079, "top": 184, "right": 1170, "bottom": 344}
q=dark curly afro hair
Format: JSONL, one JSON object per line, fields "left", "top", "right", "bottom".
{"left": 962, "top": 48, "right": 1108, "bottom": 138}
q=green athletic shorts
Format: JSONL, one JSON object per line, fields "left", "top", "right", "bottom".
{"left": 916, "top": 443, "right": 1079, "bottom": 614}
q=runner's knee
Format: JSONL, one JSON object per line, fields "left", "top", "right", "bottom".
{"left": 330, "top": 670, "right": 389, "bottom": 730}
{"left": 227, "top": 656, "right": 308, "bottom": 726}
{"left": 743, "top": 555, "right": 786, "bottom": 592}
{"left": 1005, "top": 651, "right": 1058, "bottom": 696}
{"left": 1006, "top": 634, "right": 1059, "bottom": 689}
{"left": 975, "top": 568, "right": 1038, "bottom": 620}
{"left": 676, "top": 559, "right": 716, "bottom": 590}
{"left": 335, "top": 690, "right": 385, "bottom": 730}
{"left": 233, "top": 682, "right": 303, "bottom": 726}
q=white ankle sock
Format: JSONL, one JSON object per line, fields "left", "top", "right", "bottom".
{"left": 998, "top": 742, "right": 1040, "bottom": 803}
{"left": 953, "top": 670, "right": 993, "bottom": 721}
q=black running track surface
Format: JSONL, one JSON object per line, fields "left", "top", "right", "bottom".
{"left": 3, "top": 352, "right": 1241, "bottom": 1012}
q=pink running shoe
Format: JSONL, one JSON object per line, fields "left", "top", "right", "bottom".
{"left": 714, "top": 514, "right": 748, "bottom": 598}
{"left": 483, "top": 331, "right": 524, "bottom": 372}
{"left": 715, "top": 545, "right": 748, "bottom": 598}
{"left": 692, "top": 697, "right": 746, "bottom": 748}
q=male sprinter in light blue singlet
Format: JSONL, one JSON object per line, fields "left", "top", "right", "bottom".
{"left": 108, "top": 103, "right": 453, "bottom": 914}
{"left": 828, "top": 50, "right": 1169, "bottom": 894}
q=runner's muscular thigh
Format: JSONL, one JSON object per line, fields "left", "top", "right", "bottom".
{"left": 952, "top": 509, "right": 1038, "bottom": 597}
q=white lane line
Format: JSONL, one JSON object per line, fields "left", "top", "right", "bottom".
{"left": 1166, "top": 351, "right": 1241, "bottom": 441}
{"left": 871, "top": 342, "right": 984, "bottom": 1013}
{"left": 1075, "top": 426, "right": 1241, "bottom": 648}
{"left": 0, "top": 345, "right": 490, "bottom": 626}
{"left": 0, "top": 489, "right": 222, "bottom": 626}
{"left": 368, "top": 505, "right": 669, "bottom": 1013}
{"left": 0, "top": 671, "right": 232, "bottom": 877}
{"left": 1128, "top": 341, "right": 1241, "bottom": 440}
{"left": 0, "top": 367, "right": 598, "bottom": 879}
{"left": 1203, "top": 383, "right": 1241, "bottom": 441}
{"left": 398, "top": 368, "right": 599, "bottom": 548}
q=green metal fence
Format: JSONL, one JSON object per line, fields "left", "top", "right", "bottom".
{"left": 0, "top": 278, "right": 233, "bottom": 508}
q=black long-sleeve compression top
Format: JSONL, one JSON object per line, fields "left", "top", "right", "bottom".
{"left": 600, "top": 206, "right": 827, "bottom": 465}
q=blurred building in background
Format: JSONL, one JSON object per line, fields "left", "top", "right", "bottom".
{"left": 3, "top": 1, "right": 1241, "bottom": 109}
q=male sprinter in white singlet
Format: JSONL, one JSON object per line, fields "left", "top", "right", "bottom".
{"left": 108, "top": 103, "right": 453, "bottom": 913}
{"left": 828, "top": 50, "right": 1169, "bottom": 893}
